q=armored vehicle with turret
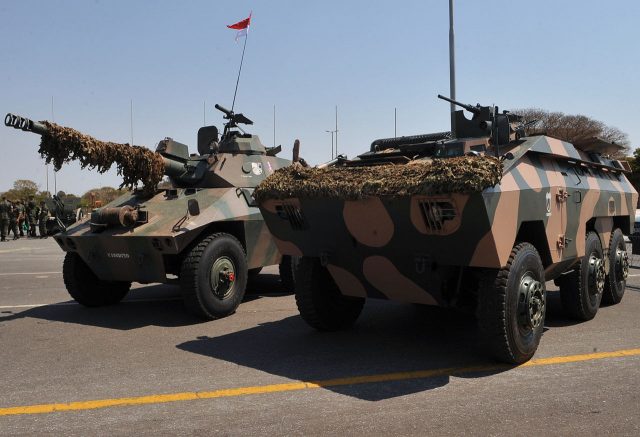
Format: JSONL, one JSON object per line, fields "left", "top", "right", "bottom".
{"left": 5, "top": 105, "right": 296, "bottom": 320}
{"left": 255, "top": 95, "right": 637, "bottom": 363}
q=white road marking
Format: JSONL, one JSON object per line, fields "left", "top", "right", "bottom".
{"left": 0, "top": 247, "right": 32, "bottom": 254}
{"left": 0, "top": 272, "right": 61, "bottom": 276}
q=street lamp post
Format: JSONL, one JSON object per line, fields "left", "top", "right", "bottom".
{"left": 325, "top": 130, "right": 336, "bottom": 159}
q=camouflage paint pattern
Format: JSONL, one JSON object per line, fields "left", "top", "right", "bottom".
{"left": 258, "top": 132, "right": 637, "bottom": 307}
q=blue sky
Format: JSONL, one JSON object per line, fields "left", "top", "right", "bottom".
{"left": 1, "top": 0, "right": 638, "bottom": 194}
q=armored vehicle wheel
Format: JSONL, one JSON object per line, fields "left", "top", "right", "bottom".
{"left": 477, "top": 243, "right": 546, "bottom": 364}
{"left": 558, "top": 231, "right": 604, "bottom": 320}
{"left": 180, "top": 233, "right": 248, "bottom": 320}
{"left": 295, "top": 257, "right": 365, "bottom": 331}
{"left": 62, "top": 252, "right": 131, "bottom": 307}
{"left": 602, "top": 228, "right": 628, "bottom": 305}
{"left": 279, "top": 255, "right": 297, "bottom": 293}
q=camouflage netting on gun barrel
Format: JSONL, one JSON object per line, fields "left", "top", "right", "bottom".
{"left": 254, "top": 156, "right": 503, "bottom": 202}
{"left": 38, "top": 122, "right": 165, "bottom": 194}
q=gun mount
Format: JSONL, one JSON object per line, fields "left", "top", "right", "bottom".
{"left": 436, "top": 94, "right": 527, "bottom": 148}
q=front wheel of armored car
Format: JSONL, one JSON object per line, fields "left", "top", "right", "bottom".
{"left": 180, "top": 233, "right": 248, "bottom": 320}
{"left": 295, "top": 257, "right": 365, "bottom": 331}
{"left": 602, "top": 228, "right": 628, "bottom": 305}
{"left": 62, "top": 252, "right": 131, "bottom": 307}
{"left": 558, "top": 231, "right": 604, "bottom": 321}
{"left": 477, "top": 242, "right": 546, "bottom": 364}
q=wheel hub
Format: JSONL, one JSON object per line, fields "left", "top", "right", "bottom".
{"left": 209, "top": 256, "right": 236, "bottom": 299}
{"left": 615, "top": 248, "right": 629, "bottom": 281}
{"left": 588, "top": 254, "right": 606, "bottom": 296}
{"left": 518, "top": 275, "right": 545, "bottom": 329}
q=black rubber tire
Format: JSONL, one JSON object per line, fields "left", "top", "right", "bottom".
{"left": 62, "top": 252, "right": 131, "bottom": 307}
{"left": 477, "top": 242, "right": 546, "bottom": 364}
{"left": 279, "top": 255, "right": 298, "bottom": 293}
{"left": 602, "top": 228, "right": 627, "bottom": 305}
{"left": 295, "top": 257, "right": 365, "bottom": 331}
{"left": 558, "top": 231, "right": 604, "bottom": 320}
{"left": 180, "top": 233, "right": 248, "bottom": 320}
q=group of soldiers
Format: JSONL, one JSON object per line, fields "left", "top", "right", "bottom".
{"left": 0, "top": 197, "right": 50, "bottom": 242}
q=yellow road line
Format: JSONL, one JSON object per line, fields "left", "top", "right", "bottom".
{"left": 1, "top": 347, "right": 639, "bottom": 417}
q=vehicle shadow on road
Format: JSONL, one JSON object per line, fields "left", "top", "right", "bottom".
{"left": 245, "top": 272, "right": 291, "bottom": 297}
{"left": 0, "top": 274, "right": 293, "bottom": 330}
{"left": 177, "top": 302, "right": 514, "bottom": 401}
{"left": 542, "top": 290, "right": 581, "bottom": 327}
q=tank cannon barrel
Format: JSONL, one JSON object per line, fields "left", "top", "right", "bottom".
{"left": 4, "top": 112, "right": 170, "bottom": 192}
{"left": 4, "top": 113, "right": 48, "bottom": 136}
{"left": 5, "top": 112, "right": 189, "bottom": 177}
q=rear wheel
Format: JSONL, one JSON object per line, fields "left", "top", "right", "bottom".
{"left": 180, "top": 233, "right": 248, "bottom": 320}
{"left": 558, "top": 231, "right": 604, "bottom": 320}
{"left": 62, "top": 252, "right": 131, "bottom": 306}
{"left": 602, "top": 228, "right": 628, "bottom": 305}
{"left": 477, "top": 242, "right": 546, "bottom": 364}
{"left": 295, "top": 257, "right": 365, "bottom": 331}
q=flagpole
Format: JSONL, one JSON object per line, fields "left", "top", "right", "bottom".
{"left": 231, "top": 31, "right": 248, "bottom": 112}
{"left": 449, "top": 0, "right": 456, "bottom": 136}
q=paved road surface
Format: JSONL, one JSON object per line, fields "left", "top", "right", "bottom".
{"left": 0, "top": 239, "right": 638, "bottom": 436}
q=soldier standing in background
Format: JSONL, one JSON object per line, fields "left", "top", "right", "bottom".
{"left": 0, "top": 196, "right": 9, "bottom": 242}
{"left": 8, "top": 201, "right": 20, "bottom": 240}
{"left": 16, "top": 200, "right": 26, "bottom": 237}
{"left": 27, "top": 199, "right": 39, "bottom": 238}
{"left": 38, "top": 201, "right": 49, "bottom": 239}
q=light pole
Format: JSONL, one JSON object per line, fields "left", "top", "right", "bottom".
{"left": 325, "top": 129, "right": 337, "bottom": 159}
{"left": 449, "top": 0, "right": 456, "bottom": 136}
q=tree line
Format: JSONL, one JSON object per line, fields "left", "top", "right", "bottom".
{"left": 1, "top": 180, "right": 127, "bottom": 207}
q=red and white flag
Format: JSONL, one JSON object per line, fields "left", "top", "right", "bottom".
{"left": 227, "top": 13, "right": 251, "bottom": 41}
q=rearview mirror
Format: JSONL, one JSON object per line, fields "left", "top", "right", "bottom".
{"left": 188, "top": 199, "right": 200, "bottom": 216}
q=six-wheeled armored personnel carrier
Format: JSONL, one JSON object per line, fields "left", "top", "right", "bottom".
{"left": 5, "top": 105, "right": 296, "bottom": 320}
{"left": 255, "top": 95, "right": 637, "bottom": 363}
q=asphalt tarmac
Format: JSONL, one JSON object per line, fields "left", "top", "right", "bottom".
{"left": 0, "top": 238, "right": 638, "bottom": 436}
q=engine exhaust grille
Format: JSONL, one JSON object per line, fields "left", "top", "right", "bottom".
{"left": 276, "top": 203, "right": 309, "bottom": 230}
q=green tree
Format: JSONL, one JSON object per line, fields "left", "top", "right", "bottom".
{"left": 623, "top": 149, "right": 640, "bottom": 199}
{"left": 80, "top": 186, "right": 127, "bottom": 207}
{"left": 12, "top": 179, "right": 39, "bottom": 199}
{"left": 512, "top": 108, "right": 630, "bottom": 158}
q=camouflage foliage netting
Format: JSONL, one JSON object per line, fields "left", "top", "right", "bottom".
{"left": 254, "top": 156, "right": 503, "bottom": 202}
{"left": 38, "top": 122, "right": 165, "bottom": 194}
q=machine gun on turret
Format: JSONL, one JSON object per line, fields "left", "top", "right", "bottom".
{"left": 437, "top": 94, "right": 528, "bottom": 150}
